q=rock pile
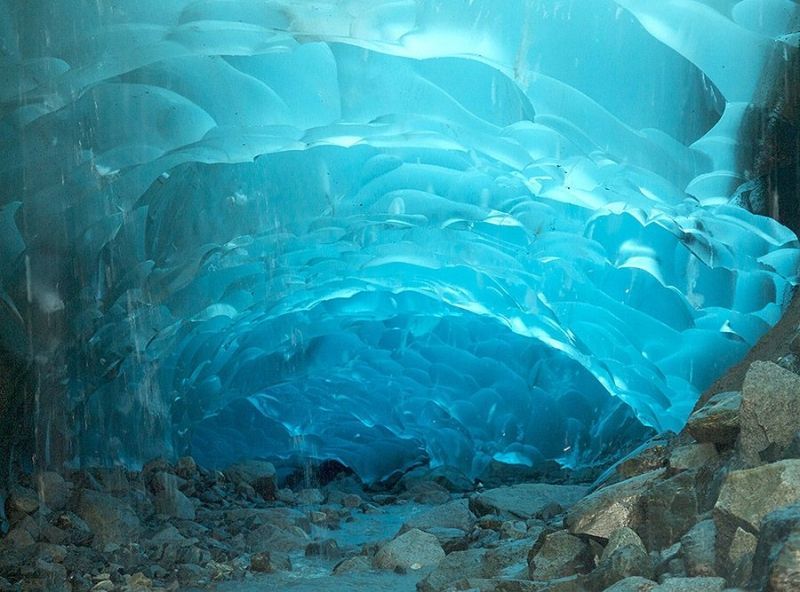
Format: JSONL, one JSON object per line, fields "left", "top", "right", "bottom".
{"left": 2, "top": 360, "right": 800, "bottom": 591}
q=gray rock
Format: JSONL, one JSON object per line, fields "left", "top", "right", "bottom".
{"left": 4, "top": 485, "right": 39, "bottom": 523}
{"left": 305, "top": 538, "right": 340, "bottom": 558}
{"left": 726, "top": 527, "right": 756, "bottom": 587}
{"left": 639, "top": 471, "right": 698, "bottom": 551}
{"left": 225, "top": 460, "right": 277, "bottom": 500}
{"left": 34, "top": 472, "right": 70, "bottom": 511}
{"left": 762, "top": 531, "right": 800, "bottom": 591}
{"left": 589, "top": 527, "right": 652, "bottom": 589}
{"left": 681, "top": 520, "right": 717, "bottom": 577}
{"left": 751, "top": 503, "right": 800, "bottom": 591}
{"left": 175, "top": 456, "right": 198, "bottom": 479}
{"left": 250, "top": 550, "right": 291, "bottom": 573}
{"left": 484, "top": 535, "right": 545, "bottom": 578}
{"left": 333, "top": 555, "right": 372, "bottom": 575}
{"left": 153, "top": 487, "right": 195, "bottom": 520}
{"left": 74, "top": 489, "right": 140, "bottom": 545}
{"left": 403, "top": 498, "right": 475, "bottom": 532}
{"left": 418, "top": 548, "right": 487, "bottom": 592}
{"left": 567, "top": 470, "right": 665, "bottom": 540}
{"left": 245, "top": 523, "right": 309, "bottom": 553}
{"left": 528, "top": 530, "right": 594, "bottom": 580}
{"left": 650, "top": 577, "right": 725, "bottom": 591}
{"left": 296, "top": 488, "right": 324, "bottom": 505}
{"left": 714, "top": 460, "right": 800, "bottom": 535}
{"left": 472, "top": 483, "right": 587, "bottom": 520}
{"left": 602, "top": 577, "right": 657, "bottom": 592}
{"left": 739, "top": 362, "right": 800, "bottom": 464}
{"left": 669, "top": 444, "right": 718, "bottom": 472}
{"left": 374, "top": 528, "right": 445, "bottom": 570}
{"left": 685, "top": 391, "right": 741, "bottom": 446}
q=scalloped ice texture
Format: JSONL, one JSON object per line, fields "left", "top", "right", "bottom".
{"left": 0, "top": 1, "right": 799, "bottom": 482}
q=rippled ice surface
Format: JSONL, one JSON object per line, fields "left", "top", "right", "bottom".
{"left": 0, "top": 1, "right": 798, "bottom": 480}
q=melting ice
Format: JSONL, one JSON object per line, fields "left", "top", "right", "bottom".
{"left": 0, "top": 1, "right": 799, "bottom": 482}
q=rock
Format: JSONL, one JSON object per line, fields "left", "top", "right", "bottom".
{"left": 418, "top": 548, "right": 487, "bottom": 592}
{"left": 175, "top": 456, "right": 198, "bottom": 479}
{"left": 567, "top": 470, "right": 665, "bottom": 540}
{"left": 588, "top": 527, "right": 652, "bottom": 589}
{"left": 528, "top": 530, "right": 594, "bottom": 580}
{"left": 403, "top": 498, "right": 476, "bottom": 532}
{"left": 739, "top": 362, "right": 800, "bottom": 463}
{"left": 245, "top": 523, "right": 309, "bottom": 553}
{"left": 763, "top": 531, "right": 800, "bottom": 591}
{"left": 714, "top": 460, "right": 800, "bottom": 535}
{"left": 296, "top": 488, "right": 324, "bottom": 505}
{"left": 685, "top": 391, "right": 741, "bottom": 446}
{"left": 668, "top": 444, "right": 718, "bottom": 472}
{"left": 4, "top": 525, "right": 35, "bottom": 547}
{"left": 727, "top": 527, "right": 756, "bottom": 587}
{"left": 4, "top": 485, "right": 39, "bottom": 523}
{"left": 751, "top": 503, "right": 800, "bottom": 591}
{"left": 305, "top": 538, "right": 340, "bottom": 558}
{"left": 650, "top": 577, "right": 725, "bottom": 591}
{"left": 224, "top": 460, "right": 276, "bottom": 495}
{"left": 153, "top": 487, "right": 196, "bottom": 520}
{"left": 603, "top": 577, "right": 658, "bottom": 591}
{"left": 680, "top": 520, "right": 717, "bottom": 577}
{"left": 250, "top": 550, "right": 292, "bottom": 573}
{"left": 333, "top": 555, "right": 373, "bottom": 575}
{"left": 374, "top": 528, "right": 445, "bottom": 571}
{"left": 639, "top": 471, "right": 698, "bottom": 550}
{"left": 34, "top": 472, "right": 70, "bottom": 511}
{"left": 484, "top": 535, "right": 545, "bottom": 578}
{"left": 472, "top": 484, "right": 587, "bottom": 520}
{"left": 23, "top": 560, "right": 69, "bottom": 592}
{"left": 74, "top": 489, "right": 141, "bottom": 545}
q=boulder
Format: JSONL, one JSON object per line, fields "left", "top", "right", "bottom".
{"left": 224, "top": 460, "right": 277, "bottom": 500}
{"left": 739, "top": 362, "right": 800, "bottom": 463}
{"left": 668, "top": 444, "right": 718, "bottom": 472}
{"left": 685, "top": 391, "right": 741, "bottom": 446}
{"left": 566, "top": 470, "right": 664, "bottom": 540}
{"left": 34, "top": 472, "right": 70, "bottom": 511}
{"left": 727, "top": 526, "right": 756, "bottom": 587}
{"left": 527, "top": 530, "right": 594, "bottom": 580}
{"left": 153, "top": 487, "right": 195, "bottom": 520}
{"left": 650, "top": 577, "right": 725, "bottom": 591}
{"left": 403, "top": 498, "right": 475, "bottom": 532}
{"left": 603, "top": 577, "right": 657, "bottom": 592}
{"left": 374, "top": 528, "right": 445, "bottom": 570}
{"left": 680, "top": 520, "right": 717, "bottom": 577}
{"left": 73, "top": 489, "right": 140, "bottom": 545}
{"left": 250, "top": 550, "right": 291, "bottom": 573}
{"left": 588, "top": 527, "right": 652, "bottom": 589}
{"left": 4, "top": 485, "right": 39, "bottom": 523}
{"left": 332, "top": 555, "right": 372, "bottom": 575}
{"left": 751, "top": 503, "right": 800, "bottom": 591}
{"left": 472, "top": 483, "right": 587, "bottom": 520}
{"left": 638, "top": 471, "right": 698, "bottom": 550}
{"left": 714, "top": 460, "right": 800, "bottom": 535}
{"left": 417, "top": 548, "right": 487, "bottom": 592}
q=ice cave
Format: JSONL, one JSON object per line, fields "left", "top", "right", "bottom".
{"left": 2, "top": 1, "right": 800, "bottom": 590}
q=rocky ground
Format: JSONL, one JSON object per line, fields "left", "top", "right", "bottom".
{"left": 5, "top": 357, "right": 800, "bottom": 591}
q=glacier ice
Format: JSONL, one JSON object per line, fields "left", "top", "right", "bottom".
{"left": 0, "top": 0, "right": 798, "bottom": 482}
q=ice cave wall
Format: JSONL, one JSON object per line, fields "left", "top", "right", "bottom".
{"left": 0, "top": 0, "right": 799, "bottom": 482}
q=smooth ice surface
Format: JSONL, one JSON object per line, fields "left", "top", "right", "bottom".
{"left": 0, "top": 1, "right": 799, "bottom": 481}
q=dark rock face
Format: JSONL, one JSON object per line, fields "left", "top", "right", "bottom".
{"left": 685, "top": 391, "right": 741, "bottom": 447}
{"left": 739, "top": 362, "right": 800, "bottom": 464}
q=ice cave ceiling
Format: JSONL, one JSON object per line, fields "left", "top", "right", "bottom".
{"left": 0, "top": 0, "right": 799, "bottom": 482}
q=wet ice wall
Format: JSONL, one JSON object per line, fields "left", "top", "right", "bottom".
{"left": 0, "top": 1, "right": 798, "bottom": 481}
